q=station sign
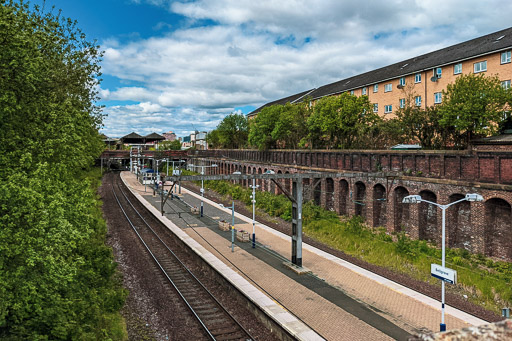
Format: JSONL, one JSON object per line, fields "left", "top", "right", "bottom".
{"left": 431, "top": 264, "right": 457, "bottom": 284}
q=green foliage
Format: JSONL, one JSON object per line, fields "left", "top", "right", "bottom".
{"left": 215, "top": 113, "right": 249, "bottom": 149}
{"left": 206, "top": 128, "right": 222, "bottom": 149}
{"left": 395, "top": 105, "right": 452, "bottom": 149}
{"left": 439, "top": 73, "right": 511, "bottom": 148}
{"left": 248, "top": 105, "right": 282, "bottom": 150}
{"left": 0, "top": 2, "right": 126, "bottom": 339}
{"left": 306, "top": 93, "right": 378, "bottom": 149}
{"left": 159, "top": 139, "right": 182, "bottom": 150}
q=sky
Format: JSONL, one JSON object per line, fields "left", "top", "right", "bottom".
{"left": 38, "top": 0, "right": 512, "bottom": 138}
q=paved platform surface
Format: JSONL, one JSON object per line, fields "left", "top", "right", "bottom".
{"left": 121, "top": 171, "right": 486, "bottom": 341}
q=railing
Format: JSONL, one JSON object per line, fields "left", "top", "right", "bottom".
{"left": 192, "top": 149, "right": 512, "bottom": 185}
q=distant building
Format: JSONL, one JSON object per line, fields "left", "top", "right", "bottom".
{"left": 181, "top": 135, "right": 193, "bottom": 149}
{"left": 249, "top": 27, "right": 512, "bottom": 118}
{"left": 120, "top": 132, "right": 165, "bottom": 150}
{"left": 195, "top": 131, "right": 208, "bottom": 150}
{"left": 162, "top": 131, "right": 177, "bottom": 141}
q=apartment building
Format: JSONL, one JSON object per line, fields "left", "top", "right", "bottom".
{"left": 248, "top": 27, "right": 512, "bottom": 118}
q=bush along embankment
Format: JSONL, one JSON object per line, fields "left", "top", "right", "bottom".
{"left": 0, "top": 2, "right": 127, "bottom": 338}
{"left": 193, "top": 175, "right": 511, "bottom": 315}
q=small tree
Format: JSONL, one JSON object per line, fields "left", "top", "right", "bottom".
{"left": 248, "top": 105, "right": 282, "bottom": 150}
{"left": 216, "top": 113, "right": 248, "bottom": 149}
{"left": 159, "top": 139, "right": 182, "bottom": 150}
{"left": 439, "top": 73, "right": 511, "bottom": 149}
{"left": 306, "top": 93, "right": 376, "bottom": 149}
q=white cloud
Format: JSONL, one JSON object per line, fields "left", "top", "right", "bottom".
{"left": 99, "top": 0, "right": 512, "bottom": 137}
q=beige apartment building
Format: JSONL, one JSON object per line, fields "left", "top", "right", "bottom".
{"left": 248, "top": 27, "right": 512, "bottom": 118}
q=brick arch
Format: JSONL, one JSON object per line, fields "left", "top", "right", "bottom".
{"left": 419, "top": 190, "right": 437, "bottom": 243}
{"left": 354, "top": 181, "right": 366, "bottom": 218}
{"left": 276, "top": 170, "right": 283, "bottom": 195}
{"left": 243, "top": 165, "right": 247, "bottom": 187}
{"left": 447, "top": 193, "right": 472, "bottom": 250}
{"left": 285, "top": 171, "right": 291, "bottom": 194}
{"left": 313, "top": 178, "right": 321, "bottom": 206}
{"left": 269, "top": 170, "right": 276, "bottom": 194}
{"left": 258, "top": 168, "right": 263, "bottom": 190}
{"left": 394, "top": 186, "right": 410, "bottom": 232}
{"left": 373, "top": 184, "right": 386, "bottom": 227}
{"left": 484, "top": 198, "right": 512, "bottom": 259}
{"left": 326, "top": 178, "right": 334, "bottom": 211}
{"left": 263, "top": 168, "right": 268, "bottom": 192}
{"left": 339, "top": 179, "right": 349, "bottom": 215}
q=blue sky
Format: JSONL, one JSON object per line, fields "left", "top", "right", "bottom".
{"left": 38, "top": 0, "right": 512, "bottom": 138}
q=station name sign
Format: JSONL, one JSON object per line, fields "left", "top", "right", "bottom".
{"left": 431, "top": 264, "right": 457, "bottom": 284}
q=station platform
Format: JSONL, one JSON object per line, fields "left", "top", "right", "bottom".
{"left": 120, "top": 171, "right": 487, "bottom": 341}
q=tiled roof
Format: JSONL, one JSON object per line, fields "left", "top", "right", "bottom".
{"left": 144, "top": 132, "right": 165, "bottom": 140}
{"left": 248, "top": 27, "right": 512, "bottom": 112}
{"left": 247, "top": 89, "right": 315, "bottom": 117}
{"left": 308, "top": 27, "right": 512, "bottom": 100}
{"left": 121, "top": 132, "right": 143, "bottom": 140}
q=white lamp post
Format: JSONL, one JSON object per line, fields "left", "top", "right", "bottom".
{"left": 250, "top": 178, "right": 259, "bottom": 248}
{"left": 402, "top": 193, "right": 483, "bottom": 332}
{"left": 189, "top": 163, "right": 217, "bottom": 217}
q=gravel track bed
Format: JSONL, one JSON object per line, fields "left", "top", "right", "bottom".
{"left": 100, "top": 172, "right": 278, "bottom": 340}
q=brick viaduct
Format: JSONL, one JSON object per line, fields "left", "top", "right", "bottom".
{"left": 191, "top": 148, "right": 512, "bottom": 261}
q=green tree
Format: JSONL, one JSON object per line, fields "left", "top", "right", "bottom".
{"left": 0, "top": 1, "right": 125, "bottom": 339}
{"left": 248, "top": 104, "right": 282, "bottom": 150}
{"left": 272, "top": 102, "right": 311, "bottom": 149}
{"left": 395, "top": 105, "right": 452, "bottom": 149}
{"left": 307, "top": 93, "right": 376, "bottom": 149}
{"left": 216, "top": 113, "right": 248, "bottom": 149}
{"left": 439, "top": 73, "right": 511, "bottom": 149}
{"left": 160, "top": 139, "right": 182, "bottom": 150}
{"left": 206, "top": 128, "right": 221, "bottom": 149}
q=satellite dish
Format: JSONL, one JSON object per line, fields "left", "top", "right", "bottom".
{"left": 430, "top": 76, "right": 438, "bottom": 82}
{"left": 397, "top": 84, "right": 404, "bottom": 89}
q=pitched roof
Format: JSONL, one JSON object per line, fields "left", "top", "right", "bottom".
{"left": 247, "top": 89, "right": 315, "bottom": 117}
{"left": 144, "top": 132, "right": 165, "bottom": 140}
{"left": 472, "top": 132, "right": 512, "bottom": 145}
{"left": 308, "top": 27, "right": 512, "bottom": 100}
{"left": 121, "top": 132, "right": 143, "bottom": 140}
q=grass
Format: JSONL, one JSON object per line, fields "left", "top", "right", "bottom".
{"left": 185, "top": 173, "right": 512, "bottom": 315}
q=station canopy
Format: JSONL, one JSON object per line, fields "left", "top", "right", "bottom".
{"left": 120, "top": 132, "right": 165, "bottom": 145}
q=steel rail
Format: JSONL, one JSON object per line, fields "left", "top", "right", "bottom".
{"left": 112, "top": 177, "right": 253, "bottom": 341}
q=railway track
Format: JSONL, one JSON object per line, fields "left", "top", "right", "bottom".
{"left": 111, "top": 175, "right": 254, "bottom": 341}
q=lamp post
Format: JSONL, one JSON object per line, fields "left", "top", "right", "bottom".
{"left": 250, "top": 178, "right": 259, "bottom": 248}
{"left": 402, "top": 193, "right": 483, "bottom": 332}
{"left": 189, "top": 163, "right": 217, "bottom": 217}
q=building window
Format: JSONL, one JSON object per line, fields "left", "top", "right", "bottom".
{"left": 362, "top": 87, "right": 367, "bottom": 95}
{"left": 434, "top": 92, "right": 442, "bottom": 104}
{"left": 501, "top": 51, "right": 511, "bottom": 64}
{"left": 399, "top": 77, "right": 405, "bottom": 86}
{"left": 454, "top": 63, "right": 462, "bottom": 74}
{"left": 502, "top": 80, "right": 511, "bottom": 90}
{"left": 350, "top": 90, "right": 354, "bottom": 95}
{"left": 384, "top": 105, "right": 392, "bottom": 113}
{"left": 415, "top": 73, "right": 421, "bottom": 83}
{"left": 399, "top": 98, "right": 405, "bottom": 108}
{"left": 436, "top": 67, "right": 442, "bottom": 78}
{"left": 474, "top": 60, "right": 487, "bottom": 73}
{"left": 373, "top": 84, "right": 378, "bottom": 93}
{"left": 373, "top": 103, "right": 378, "bottom": 112}
{"left": 415, "top": 96, "right": 422, "bottom": 106}
{"left": 384, "top": 83, "right": 392, "bottom": 92}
